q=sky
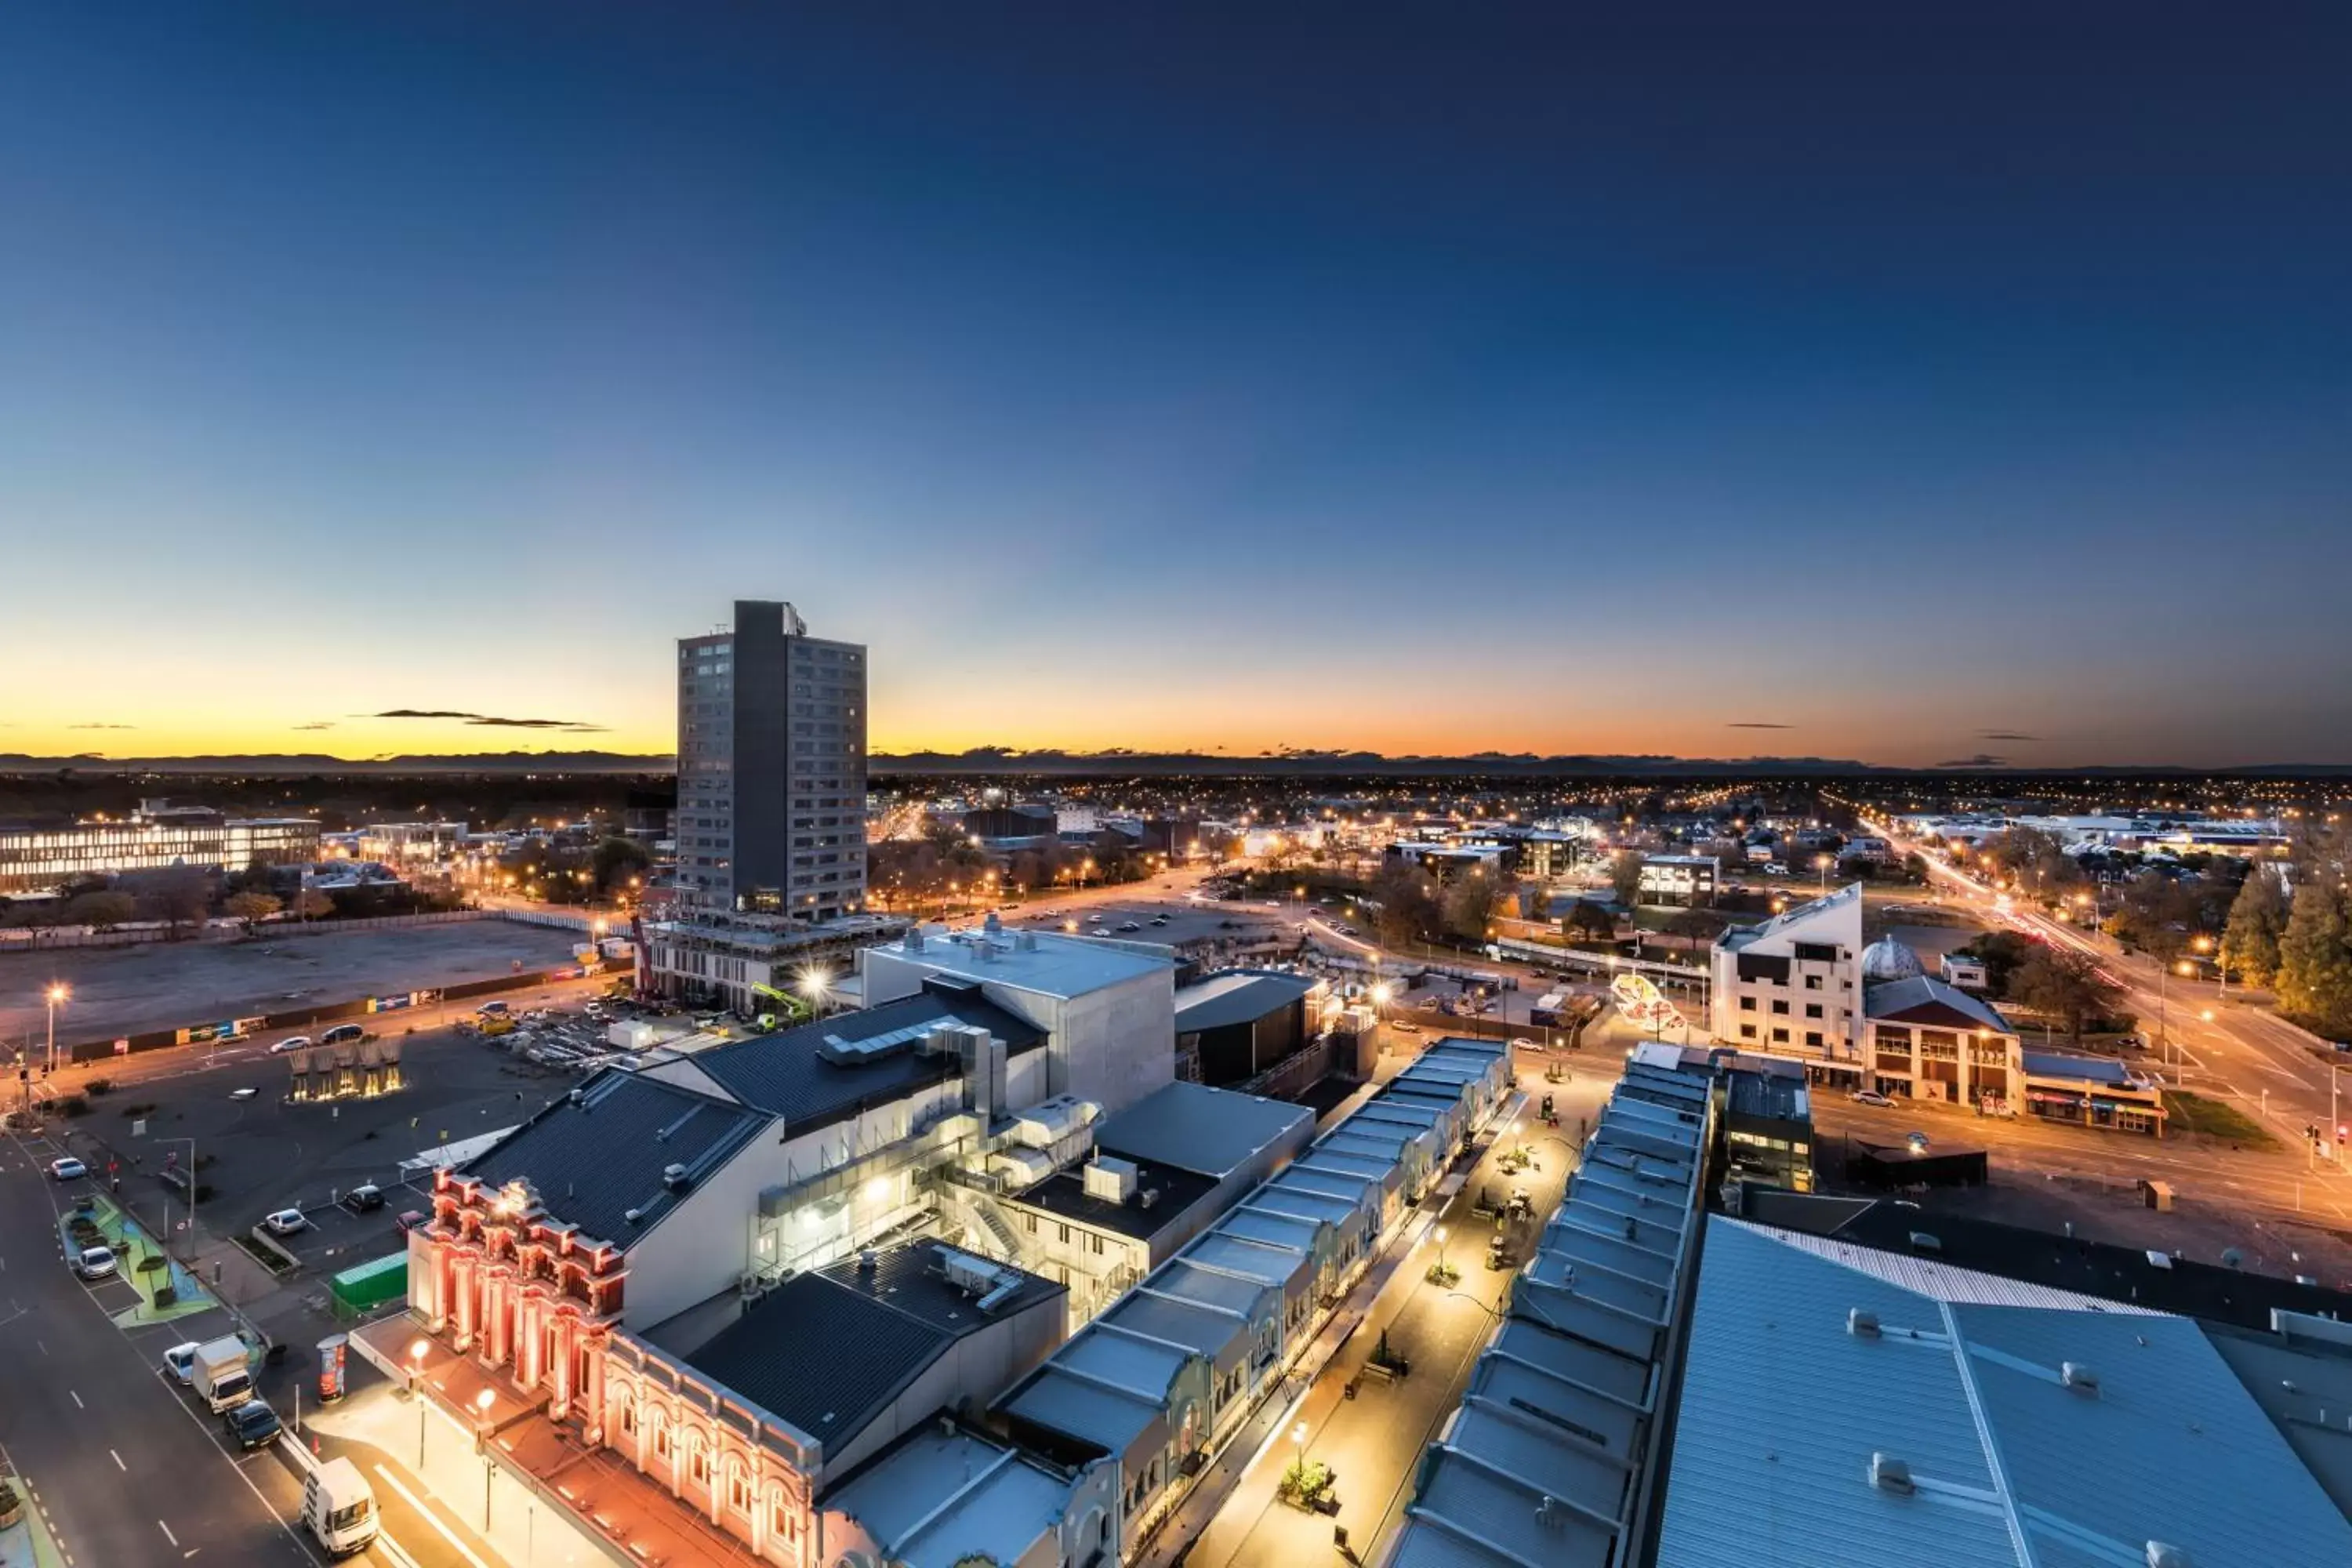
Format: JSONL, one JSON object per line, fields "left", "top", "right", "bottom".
{"left": 2, "top": 2, "right": 2348, "bottom": 768}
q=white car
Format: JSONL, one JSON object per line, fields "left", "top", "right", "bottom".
{"left": 270, "top": 1035, "right": 311, "bottom": 1054}
{"left": 263, "top": 1208, "right": 308, "bottom": 1236}
{"left": 49, "top": 1156, "right": 88, "bottom": 1181}
{"left": 1850, "top": 1090, "right": 1895, "bottom": 1109}
{"left": 163, "top": 1342, "right": 200, "bottom": 1384}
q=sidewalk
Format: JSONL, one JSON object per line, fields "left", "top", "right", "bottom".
{"left": 0, "top": 1472, "right": 67, "bottom": 1568}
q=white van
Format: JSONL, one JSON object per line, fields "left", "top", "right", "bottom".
{"left": 301, "top": 1456, "right": 379, "bottom": 1557}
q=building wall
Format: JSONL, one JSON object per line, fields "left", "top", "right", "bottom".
{"left": 617, "top": 1140, "right": 779, "bottom": 1332}
{"left": 601, "top": 1334, "right": 820, "bottom": 1566}
{"left": 1708, "top": 893, "right": 1864, "bottom": 1058}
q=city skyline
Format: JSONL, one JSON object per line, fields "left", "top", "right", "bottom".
{"left": 5, "top": 4, "right": 2349, "bottom": 767}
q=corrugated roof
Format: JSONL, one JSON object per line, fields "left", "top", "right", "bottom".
{"left": 1391, "top": 1063, "right": 1708, "bottom": 1568}
{"left": 1656, "top": 1218, "right": 2352, "bottom": 1568}
{"left": 875, "top": 927, "right": 1174, "bottom": 998}
{"left": 463, "top": 1069, "right": 770, "bottom": 1248}
{"left": 822, "top": 1425, "right": 1073, "bottom": 1568}
{"left": 1091, "top": 1079, "right": 1312, "bottom": 1181}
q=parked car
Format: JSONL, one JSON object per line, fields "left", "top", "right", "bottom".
{"left": 394, "top": 1210, "right": 430, "bottom": 1235}
{"left": 263, "top": 1208, "right": 308, "bottom": 1236}
{"left": 342, "top": 1184, "right": 385, "bottom": 1213}
{"left": 73, "top": 1244, "right": 118, "bottom": 1281}
{"left": 1390, "top": 1022, "right": 1423, "bottom": 1035}
{"left": 49, "top": 1156, "right": 87, "bottom": 1181}
{"left": 222, "top": 1399, "right": 284, "bottom": 1450}
{"left": 162, "top": 1341, "right": 200, "bottom": 1384}
{"left": 1118, "top": 921, "right": 1143, "bottom": 932}
{"left": 1850, "top": 1090, "right": 1895, "bottom": 1108}
{"left": 319, "top": 1024, "right": 365, "bottom": 1047}
{"left": 270, "top": 1036, "right": 311, "bottom": 1054}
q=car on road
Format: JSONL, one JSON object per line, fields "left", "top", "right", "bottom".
{"left": 319, "top": 1023, "right": 366, "bottom": 1047}
{"left": 1117, "top": 921, "right": 1143, "bottom": 932}
{"left": 342, "top": 1184, "right": 385, "bottom": 1213}
{"left": 1390, "top": 1022, "right": 1423, "bottom": 1036}
{"left": 270, "top": 1035, "right": 311, "bottom": 1054}
{"left": 229, "top": 1087, "right": 260, "bottom": 1101}
{"left": 263, "top": 1208, "right": 308, "bottom": 1236}
{"left": 73, "top": 1244, "right": 118, "bottom": 1280}
{"left": 222, "top": 1399, "right": 283, "bottom": 1450}
{"left": 163, "top": 1342, "right": 201, "bottom": 1384}
{"left": 1850, "top": 1090, "right": 1895, "bottom": 1108}
{"left": 48, "top": 1156, "right": 87, "bottom": 1181}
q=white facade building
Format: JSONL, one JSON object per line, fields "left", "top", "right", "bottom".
{"left": 1708, "top": 884, "right": 1864, "bottom": 1061}
{"left": 860, "top": 922, "right": 1178, "bottom": 1117}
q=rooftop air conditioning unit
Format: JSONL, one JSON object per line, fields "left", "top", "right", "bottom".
{"left": 662, "top": 1162, "right": 691, "bottom": 1192}
{"left": 1083, "top": 1157, "right": 1139, "bottom": 1205}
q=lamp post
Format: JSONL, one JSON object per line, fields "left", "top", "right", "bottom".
{"left": 408, "top": 1338, "right": 430, "bottom": 1467}
{"left": 474, "top": 1386, "right": 498, "bottom": 1530}
{"left": 45, "top": 983, "right": 68, "bottom": 1076}
{"left": 1434, "top": 1224, "right": 1450, "bottom": 1276}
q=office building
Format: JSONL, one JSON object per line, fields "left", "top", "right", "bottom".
{"left": 1638, "top": 852, "right": 1720, "bottom": 906}
{"left": 677, "top": 598, "right": 868, "bottom": 920}
{"left": 1708, "top": 883, "right": 1864, "bottom": 1058}
{"left": 0, "top": 800, "right": 319, "bottom": 895}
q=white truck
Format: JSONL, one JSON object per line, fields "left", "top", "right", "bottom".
{"left": 300, "top": 1456, "right": 379, "bottom": 1558}
{"left": 191, "top": 1335, "right": 254, "bottom": 1413}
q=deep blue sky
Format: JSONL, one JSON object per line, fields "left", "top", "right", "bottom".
{"left": 3, "top": 3, "right": 2347, "bottom": 764}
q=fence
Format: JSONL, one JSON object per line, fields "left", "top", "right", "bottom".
{"left": 0, "top": 907, "right": 487, "bottom": 952}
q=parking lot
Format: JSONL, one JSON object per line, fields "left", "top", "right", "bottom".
{"left": 1, "top": 916, "right": 588, "bottom": 1047}
{"left": 56, "top": 1013, "right": 591, "bottom": 1236}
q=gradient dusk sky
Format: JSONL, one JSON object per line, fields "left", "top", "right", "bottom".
{"left": 3, "top": 3, "right": 2347, "bottom": 767}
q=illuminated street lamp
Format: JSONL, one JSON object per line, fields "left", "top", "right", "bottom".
{"left": 45, "top": 982, "right": 68, "bottom": 1076}
{"left": 408, "top": 1338, "right": 431, "bottom": 1465}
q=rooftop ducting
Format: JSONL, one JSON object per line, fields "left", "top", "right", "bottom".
{"left": 1868, "top": 1453, "right": 1915, "bottom": 1496}
{"left": 2062, "top": 1361, "right": 2100, "bottom": 1396}
{"left": 1083, "top": 1156, "right": 1139, "bottom": 1204}
{"left": 1848, "top": 1308, "right": 1882, "bottom": 1338}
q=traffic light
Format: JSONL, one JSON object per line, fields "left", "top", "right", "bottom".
{"left": 2339, "top": 1125, "right": 2349, "bottom": 1145}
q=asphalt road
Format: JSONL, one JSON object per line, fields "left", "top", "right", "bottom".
{"left": 0, "top": 1129, "right": 315, "bottom": 1568}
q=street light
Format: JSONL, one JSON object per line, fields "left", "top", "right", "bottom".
{"left": 45, "top": 983, "right": 68, "bottom": 1076}
{"left": 408, "top": 1338, "right": 430, "bottom": 1465}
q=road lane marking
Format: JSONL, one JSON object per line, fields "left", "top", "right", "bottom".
{"left": 111, "top": 1449, "right": 126, "bottom": 1472}
{"left": 158, "top": 1519, "right": 179, "bottom": 1547}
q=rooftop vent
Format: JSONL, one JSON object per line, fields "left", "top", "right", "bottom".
{"left": 1848, "top": 1308, "right": 1882, "bottom": 1338}
{"left": 1140, "top": 1188, "right": 1160, "bottom": 1209}
{"left": 983, "top": 911, "right": 1002, "bottom": 935}
{"left": 568, "top": 1088, "right": 585, "bottom": 1106}
{"left": 2146, "top": 1545, "right": 2193, "bottom": 1568}
{"left": 858, "top": 1248, "right": 879, "bottom": 1274}
{"left": 1534, "top": 1496, "right": 1571, "bottom": 1532}
{"left": 623, "top": 1207, "right": 644, "bottom": 1225}
{"left": 1907, "top": 1232, "right": 1942, "bottom": 1254}
{"left": 1016, "top": 931, "right": 1037, "bottom": 952}
{"left": 2061, "top": 1362, "right": 2100, "bottom": 1396}
{"left": 1868, "top": 1453, "right": 1915, "bottom": 1496}
{"left": 906, "top": 928, "right": 926, "bottom": 952}
{"left": 662, "top": 1162, "right": 691, "bottom": 1192}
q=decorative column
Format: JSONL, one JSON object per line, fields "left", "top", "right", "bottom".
{"left": 581, "top": 1328, "right": 608, "bottom": 1443}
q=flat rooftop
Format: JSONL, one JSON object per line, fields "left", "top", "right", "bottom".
{"left": 872, "top": 925, "right": 1174, "bottom": 996}
{"left": 1091, "top": 1079, "right": 1312, "bottom": 1181}
{"left": 1008, "top": 1159, "right": 1222, "bottom": 1243}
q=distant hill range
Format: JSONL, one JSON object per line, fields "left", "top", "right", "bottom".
{"left": 2, "top": 750, "right": 2347, "bottom": 779}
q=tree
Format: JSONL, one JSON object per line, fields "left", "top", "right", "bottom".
{"left": 293, "top": 887, "right": 335, "bottom": 922}
{"left": 1563, "top": 901, "right": 1617, "bottom": 942}
{"left": 2007, "top": 947, "right": 2124, "bottom": 1043}
{"left": 1610, "top": 851, "right": 1645, "bottom": 909}
{"left": 1663, "top": 906, "right": 1718, "bottom": 953}
{"left": 1442, "top": 869, "right": 1505, "bottom": 943}
{"left": 1370, "top": 865, "right": 1440, "bottom": 949}
{"left": 62, "top": 891, "right": 136, "bottom": 931}
{"left": 223, "top": 889, "right": 281, "bottom": 935}
{"left": 2220, "top": 869, "right": 2291, "bottom": 989}
{"left": 144, "top": 867, "right": 211, "bottom": 940}
{"left": 2276, "top": 877, "right": 2352, "bottom": 1037}
{"left": 590, "top": 837, "right": 652, "bottom": 897}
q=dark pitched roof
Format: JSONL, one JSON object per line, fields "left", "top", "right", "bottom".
{"left": 1820, "top": 1199, "right": 2352, "bottom": 1331}
{"left": 463, "top": 1070, "right": 770, "bottom": 1247}
{"left": 1864, "top": 975, "right": 2014, "bottom": 1033}
{"left": 680, "top": 1240, "right": 1062, "bottom": 1450}
{"left": 688, "top": 981, "right": 1045, "bottom": 1134}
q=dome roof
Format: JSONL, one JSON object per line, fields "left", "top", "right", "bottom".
{"left": 1860, "top": 936, "right": 1926, "bottom": 982}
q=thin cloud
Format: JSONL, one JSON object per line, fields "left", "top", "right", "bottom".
{"left": 68, "top": 723, "right": 138, "bottom": 730}
{"left": 1977, "top": 730, "right": 2038, "bottom": 742}
{"left": 292, "top": 721, "right": 336, "bottom": 731}
{"left": 365, "top": 708, "right": 605, "bottom": 731}
{"left": 1937, "top": 753, "right": 2008, "bottom": 768}
{"left": 1726, "top": 722, "right": 1793, "bottom": 730}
